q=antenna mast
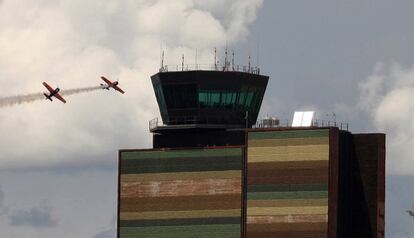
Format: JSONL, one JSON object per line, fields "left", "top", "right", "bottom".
{"left": 232, "top": 50, "right": 235, "bottom": 71}
{"left": 257, "top": 41, "right": 260, "bottom": 69}
{"left": 214, "top": 47, "right": 217, "bottom": 70}
{"left": 224, "top": 46, "right": 228, "bottom": 71}
{"left": 181, "top": 54, "right": 184, "bottom": 71}
{"left": 248, "top": 55, "right": 251, "bottom": 73}
{"left": 159, "top": 43, "right": 163, "bottom": 72}
{"left": 161, "top": 51, "right": 165, "bottom": 72}
{"left": 195, "top": 48, "right": 198, "bottom": 70}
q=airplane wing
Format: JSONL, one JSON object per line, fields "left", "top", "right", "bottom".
{"left": 42, "top": 82, "right": 55, "bottom": 93}
{"left": 113, "top": 85, "right": 125, "bottom": 94}
{"left": 100, "top": 76, "right": 112, "bottom": 85}
{"left": 54, "top": 93, "right": 67, "bottom": 103}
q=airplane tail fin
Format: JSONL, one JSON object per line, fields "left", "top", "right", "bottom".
{"left": 43, "top": 93, "right": 53, "bottom": 101}
{"left": 100, "top": 83, "right": 110, "bottom": 90}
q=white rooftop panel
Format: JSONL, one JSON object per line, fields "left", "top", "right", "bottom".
{"left": 301, "top": 111, "right": 315, "bottom": 127}
{"left": 292, "top": 111, "right": 304, "bottom": 127}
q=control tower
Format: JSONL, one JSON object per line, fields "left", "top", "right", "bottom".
{"left": 117, "top": 63, "right": 385, "bottom": 238}
{"left": 149, "top": 65, "right": 268, "bottom": 148}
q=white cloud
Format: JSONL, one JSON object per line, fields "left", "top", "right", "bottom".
{"left": 358, "top": 63, "right": 414, "bottom": 175}
{"left": 0, "top": 0, "right": 263, "bottom": 170}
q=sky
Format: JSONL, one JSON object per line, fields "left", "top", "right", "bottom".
{"left": 0, "top": 0, "right": 413, "bottom": 237}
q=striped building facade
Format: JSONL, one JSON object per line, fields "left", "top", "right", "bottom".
{"left": 246, "top": 129, "right": 331, "bottom": 237}
{"left": 118, "top": 147, "right": 244, "bottom": 238}
{"left": 118, "top": 127, "right": 384, "bottom": 238}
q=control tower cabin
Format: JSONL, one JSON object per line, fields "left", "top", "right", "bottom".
{"left": 149, "top": 65, "right": 268, "bottom": 148}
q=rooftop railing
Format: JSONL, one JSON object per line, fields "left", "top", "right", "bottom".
{"left": 149, "top": 116, "right": 247, "bottom": 131}
{"left": 149, "top": 117, "right": 350, "bottom": 131}
{"left": 159, "top": 64, "right": 261, "bottom": 75}
{"left": 254, "top": 119, "right": 349, "bottom": 131}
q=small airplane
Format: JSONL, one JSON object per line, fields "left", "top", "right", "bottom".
{"left": 42, "top": 82, "right": 66, "bottom": 103}
{"left": 407, "top": 205, "right": 414, "bottom": 221}
{"left": 100, "top": 76, "right": 125, "bottom": 94}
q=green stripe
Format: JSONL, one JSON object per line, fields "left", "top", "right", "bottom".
{"left": 248, "top": 129, "right": 329, "bottom": 140}
{"left": 247, "top": 191, "right": 328, "bottom": 200}
{"left": 121, "top": 148, "right": 242, "bottom": 160}
{"left": 121, "top": 156, "right": 242, "bottom": 174}
{"left": 119, "top": 224, "right": 240, "bottom": 238}
{"left": 120, "top": 217, "right": 240, "bottom": 227}
{"left": 247, "top": 184, "right": 328, "bottom": 193}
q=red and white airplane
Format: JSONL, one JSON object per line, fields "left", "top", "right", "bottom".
{"left": 42, "top": 82, "right": 67, "bottom": 103}
{"left": 100, "top": 76, "right": 125, "bottom": 94}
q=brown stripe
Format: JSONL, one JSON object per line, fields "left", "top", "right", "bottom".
{"left": 247, "top": 222, "right": 327, "bottom": 232}
{"left": 248, "top": 137, "right": 328, "bottom": 148}
{"left": 247, "top": 214, "right": 328, "bottom": 224}
{"left": 120, "top": 195, "right": 241, "bottom": 212}
{"left": 248, "top": 153, "right": 328, "bottom": 163}
{"left": 121, "top": 170, "right": 241, "bottom": 183}
{"left": 246, "top": 230, "right": 327, "bottom": 238}
{"left": 247, "top": 174, "right": 328, "bottom": 185}
{"left": 247, "top": 199, "right": 328, "bottom": 208}
{"left": 121, "top": 178, "right": 241, "bottom": 198}
{"left": 248, "top": 160, "right": 328, "bottom": 171}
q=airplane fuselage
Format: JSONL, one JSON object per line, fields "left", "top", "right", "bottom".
{"left": 101, "top": 81, "right": 119, "bottom": 90}
{"left": 44, "top": 88, "right": 60, "bottom": 101}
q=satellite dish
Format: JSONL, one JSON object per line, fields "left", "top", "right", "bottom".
{"left": 292, "top": 111, "right": 315, "bottom": 127}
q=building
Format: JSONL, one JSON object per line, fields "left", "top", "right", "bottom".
{"left": 117, "top": 66, "right": 385, "bottom": 238}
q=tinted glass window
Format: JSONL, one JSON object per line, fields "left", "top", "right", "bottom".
{"left": 198, "top": 85, "right": 262, "bottom": 113}
{"left": 163, "top": 84, "right": 198, "bottom": 109}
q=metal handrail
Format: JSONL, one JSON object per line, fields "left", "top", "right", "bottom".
{"left": 159, "top": 64, "right": 261, "bottom": 75}
{"left": 149, "top": 116, "right": 246, "bottom": 130}
{"left": 254, "top": 119, "right": 349, "bottom": 131}
{"left": 150, "top": 117, "right": 350, "bottom": 131}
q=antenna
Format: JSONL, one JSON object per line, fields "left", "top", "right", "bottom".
{"left": 195, "top": 48, "right": 198, "bottom": 70}
{"left": 160, "top": 42, "right": 162, "bottom": 70}
{"left": 214, "top": 47, "right": 217, "bottom": 70}
{"left": 224, "top": 46, "right": 228, "bottom": 71}
{"left": 256, "top": 41, "right": 260, "bottom": 68}
{"left": 248, "top": 55, "right": 251, "bottom": 73}
{"left": 181, "top": 54, "right": 184, "bottom": 71}
{"left": 232, "top": 50, "right": 235, "bottom": 71}
{"left": 161, "top": 50, "right": 165, "bottom": 71}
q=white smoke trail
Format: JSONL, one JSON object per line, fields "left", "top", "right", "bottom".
{"left": 60, "top": 86, "right": 104, "bottom": 96}
{"left": 0, "top": 93, "right": 45, "bottom": 108}
{"left": 0, "top": 86, "right": 104, "bottom": 108}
